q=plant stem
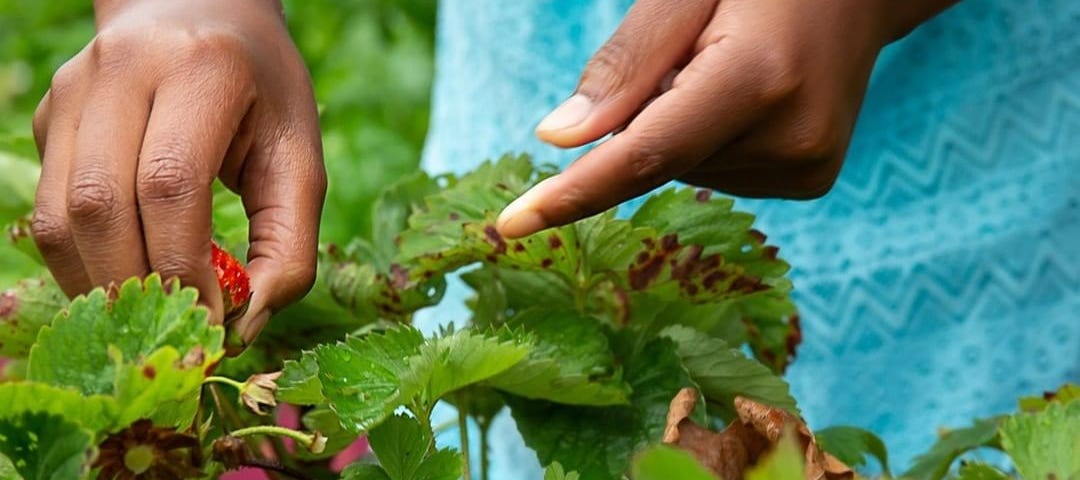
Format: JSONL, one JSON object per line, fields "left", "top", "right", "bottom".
{"left": 231, "top": 425, "right": 317, "bottom": 450}
{"left": 236, "top": 459, "right": 313, "bottom": 480}
{"left": 458, "top": 405, "right": 472, "bottom": 480}
{"left": 478, "top": 419, "right": 491, "bottom": 480}
{"left": 203, "top": 375, "right": 247, "bottom": 391}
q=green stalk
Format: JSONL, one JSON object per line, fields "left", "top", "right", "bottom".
{"left": 231, "top": 425, "right": 319, "bottom": 451}
{"left": 203, "top": 375, "right": 247, "bottom": 391}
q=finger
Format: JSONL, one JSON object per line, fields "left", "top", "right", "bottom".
{"left": 32, "top": 95, "right": 52, "bottom": 159}
{"left": 680, "top": 161, "right": 841, "bottom": 200}
{"left": 66, "top": 80, "right": 152, "bottom": 288}
{"left": 499, "top": 40, "right": 779, "bottom": 238}
{"left": 233, "top": 113, "right": 326, "bottom": 346}
{"left": 137, "top": 78, "right": 254, "bottom": 323}
{"left": 536, "top": 0, "right": 718, "bottom": 147}
{"left": 31, "top": 64, "right": 93, "bottom": 297}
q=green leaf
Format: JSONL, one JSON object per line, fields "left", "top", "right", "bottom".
{"left": 999, "top": 398, "right": 1080, "bottom": 480}
{"left": 366, "top": 414, "right": 462, "bottom": 480}
{"left": 814, "top": 426, "right": 890, "bottom": 476}
{"left": 902, "top": 417, "right": 1005, "bottom": 480}
{"left": 0, "top": 382, "right": 118, "bottom": 433}
{"left": 0, "top": 276, "right": 67, "bottom": 358}
{"left": 954, "top": 463, "right": 1011, "bottom": 480}
{"left": 277, "top": 352, "right": 325, "bottom": 405}
{"left": 0, "top": 412, "right": 94, "bottom": 480}
{"left": 1018, "top": 382, "right": 1080, "bottom": 412}
{"left": 0, "top": 453, "right": 20, "bottom": 480}
{"left": 660, "top": 325, "right": 797, "bottom": 419}
{"left": 28, "top": 275, "right": 224, "bottom": 396}
{"left": 631, "top": 446, "right": 717, "bottom": 480}
{"left": 0, "top": 152, "right": 38, "bottom": 226}
{"left": 402, "top": 328, "right": 530, "bottom": 407}
{"left": 342, "top": 463, "right": 393, "bottom": 480}
{"left": 488, "top": 309, "right": 630, "bottom": 406}
{"left": 113, "top": 346, "right": 209, "bottom": 427}
{"left": 371, "top": 171, "right": 440, "bottom": 269}
{"left": 745, "top": 431, "right": 805, "bottom": 480}
{"left": 543, "top": 462, "right": 581, "bottom": 480}
{"left": 313, "top": 327, "right": 425, "bottom": 433}
{"left": 508, "top": 338, "right": 695, "bottom": 480}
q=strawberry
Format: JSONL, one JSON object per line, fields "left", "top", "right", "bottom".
{"left": 211, "top": 241, "right": 251, "bottom": 324}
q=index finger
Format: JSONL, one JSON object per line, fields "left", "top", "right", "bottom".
{"left": 497, "top": 41, "right": 778, "bottom": 238}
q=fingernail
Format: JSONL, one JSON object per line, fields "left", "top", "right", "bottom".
{"left": 536, "top": 94, "right": 592, "bottom": 133}
{"left": 497, "top": 187, "right": 548, "bottom": 239}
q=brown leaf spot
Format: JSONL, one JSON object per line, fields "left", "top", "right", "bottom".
{"left": 449, "top": 212, "right": 460, "bottom": 221}
{"left": 513, "top": 242, "right": 526, "bottom": 253}
{"left": 0, "top": 291, "right": 16, "bottom": 318}
{"left": 548, "top": 234, "right": 563, "bottom": 249}
{"left": 142, "top": 365, "right": 156, "bottom": 379}
{"left": 483, "top": 225, "right": 508, "bottom": 254}
{"left": 749, "top": 229, "right": 767, "bottom": 244}
{"left": 540, "top": 258, "right": 554, "bottom": 268}
{"left": 389, "top": 264, "right": 410, "bottom": 290}
{"left": 695, "top": 189, "right": 712, "bottom": 202}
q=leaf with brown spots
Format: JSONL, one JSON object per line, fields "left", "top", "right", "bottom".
{"left": 663, "top": 389, "right": 853, "bottom": 480}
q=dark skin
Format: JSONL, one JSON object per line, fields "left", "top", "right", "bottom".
{"left": 33, "top": 0, "right": 957, "bottom": 350}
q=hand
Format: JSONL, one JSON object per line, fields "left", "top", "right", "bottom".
{"left": 496, "top": 0, "right": 957, "bottom": 238}
{"left": 30, "top": 0, "right": 326, "bottom": 347}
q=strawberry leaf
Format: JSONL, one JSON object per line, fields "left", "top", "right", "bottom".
{"left": 399, "top": 328, "right": 530, "bottom": 408}
{"left": 999, "top": 397, "right": 1080, "bottom": 479}
{"left": 814, "top": 425, "right": 891, "bottom": 475}
{"left": 507, "top": 338, "right": 695, "bottom": 480}
{"left": 0, "top": 412, "right": 94, "bottom": 480}
{"left": 0, "top": 382, "right": 118, "bottom": 433}
{"left": 0, "top": 276, "right": 67, "bottom": 358}
{"left": 659, "top": 325, "right": 797, "bottom": 420}
{"left": 631, "top": 446, "right": 718, "bottom": 480}
{"left": 312, "top": 327, "right": 425, "bottom": 434}
{"left": 902, "top": 417, "right": 1004, "bottom": 480}
{"left": 488, "top": 309, "right": 630, "bottom": 406}
{"left": 955, "top": 463, "right": 1011, "bottom": 480}
{"left": 277, "top": 352, "right": 325, "bottom": 405}
{"left": 363, "top": 414, "right": 462, "bottom": 480}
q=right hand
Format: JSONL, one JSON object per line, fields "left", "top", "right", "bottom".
{"left": 31, "top": 0, "right": 327, "bottom": 347}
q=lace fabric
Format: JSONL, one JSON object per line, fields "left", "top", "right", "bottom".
{"left": 420, "top": 0, "right": 1080, "bottom": 476}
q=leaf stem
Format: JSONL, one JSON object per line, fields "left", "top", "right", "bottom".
{"left": 231, "top": 425, "right": 318, "bottom": 451}
{"left": 458, "top": 404, "right": 472, "bottom": 480}
{"left": 478, "top": 418, "right": 491, "bottom": 480}
{"left": 203, "top": 375, "right": 247, "bottom": 391}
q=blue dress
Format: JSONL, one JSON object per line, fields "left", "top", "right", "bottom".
{"left": 419, "top": 0, "right": 1080, "bottom": 476}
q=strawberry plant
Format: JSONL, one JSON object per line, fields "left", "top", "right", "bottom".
{"left": 0, "top": 154, "right": 1077, "bottom": 480}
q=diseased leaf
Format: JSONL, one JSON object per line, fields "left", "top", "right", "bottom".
{"left": 814, "top": 426, "right": 890, "bottom": 476}
{"left": 954, "top": 462, "right": 1011, "bottom": 480}
{"left": 489, "top": 309, "right": 630, "bottom": 406}
{"left": 0, "top": 412, "right": 94, "bottom": 480}
{"left": 902, "top": 417, "right": 1004, "bottom": 480}
{"left": 0, "top": 382, "right": 118, "bottom": 433}
{"left": 999, "top": 398, "right": 1080, "bottom": 480}
{"left": 28, "top": 275, "right": 224, "bottom": 396}
{"left": 313, "top": 327, "right": 425, "bottom": 434}
{"left": 660, "top": 325, "right": 797, "bottom": 419}
{"left": 0, "top": 277, "right": 67, "bottom": 358}
{"left": 371, "top": 171, "right": 440, "bottom": 269}
{"left": 326, "top": 245, "right": 445, "bottom": 321}
{"left": 631, "top": 446, "right": 718, "bottom": 480}
{"left": 1017, "top": 382, "right": 1080, "bottom": 413}
{"left": 113, "top": 346, "right": 209, "bottom": 428}
{"left": 277, "top": 353, "right": 326, "bottom": 405}
{"left": 508, "top": 338, "right": 694, "bottom": 480}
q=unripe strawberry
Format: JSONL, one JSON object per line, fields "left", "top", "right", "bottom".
{"left": 211, "top": 241, "right": 251, "bottom": 324}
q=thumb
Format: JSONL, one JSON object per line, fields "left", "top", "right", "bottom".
{"left": 535, "top": 0, "right": 717, "bottom": 147}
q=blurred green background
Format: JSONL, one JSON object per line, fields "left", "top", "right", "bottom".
{"left": 0, "top": 0, "right": 438, "bottom": 246}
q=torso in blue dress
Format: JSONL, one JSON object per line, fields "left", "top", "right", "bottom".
{"left": 420, "top": 0, "right": 1080, "bottom": 476}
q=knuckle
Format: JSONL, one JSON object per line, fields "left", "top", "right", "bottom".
{"left": 48, "top": 60, "right": 82, "bottom": 100}
{"left": 137, "top": 151, "right": 204, "bottom": 203}
{"left": 625, "top": 140, "right": 670, "bottom": 186}
{"left": 30, "top": 210, "right": 70, "bottom": 253}
{"left": 152, "top": 255, "right": 201, "bottom": 283}
{"left": 90, "top": 29, "right": 136, "bottom": 67}
{"left": 67, "top": 165, "right": 123, "bottom": 224}
{"left": 785, "top": 121, "right": 839, "bottom": 162}
{"left": 580, "top": 39, "right": 636, "bottom": 97}
{"left": 753, "top": 47, "right": 803, "bottom": 104}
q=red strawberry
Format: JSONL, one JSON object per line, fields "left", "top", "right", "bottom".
{"left": 211, "top": 241, "right": 250, "bottom": 323}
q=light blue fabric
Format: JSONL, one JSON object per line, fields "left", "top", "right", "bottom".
{"left": 419, "top": 1, "right": 1080, "bottom": 477}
